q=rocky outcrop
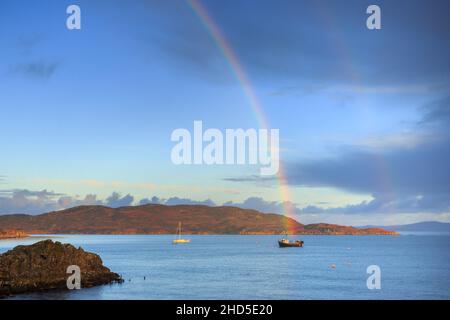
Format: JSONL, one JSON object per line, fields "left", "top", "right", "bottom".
{"left": 0, "top": 229, "right": 28, "bottom": 239}
{"left": 0, "top": 240, "right": 122, "bottom": 297}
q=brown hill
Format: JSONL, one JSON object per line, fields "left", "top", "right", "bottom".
{"left": 0, "top": 204, "right": 397, "bottom": 235}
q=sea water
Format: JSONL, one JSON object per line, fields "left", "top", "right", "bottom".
{"left": 1, "top": 234, "right": 449, "bottom": 300}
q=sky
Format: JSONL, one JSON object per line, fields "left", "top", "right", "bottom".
{"left": 0, "top": 0, "right": 449, "bottom": 225}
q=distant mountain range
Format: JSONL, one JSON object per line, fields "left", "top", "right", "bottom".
{"left": 0, "top": 204, "right": 397, "bottom": 235}
{"left": 358, "top": 221, "right": 450, "bottom": 232}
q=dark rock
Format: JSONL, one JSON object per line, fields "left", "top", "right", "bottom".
{"left": 0, "top": 240, "right": 122, "bottom": 297}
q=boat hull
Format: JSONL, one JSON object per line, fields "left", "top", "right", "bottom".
{"left": 173, "top": 239, "right": 191, "bottom": 244}
{"left": 278, "top": 240, "right": 303, "bottom": 248}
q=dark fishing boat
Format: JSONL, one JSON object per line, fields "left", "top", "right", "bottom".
{"left": 278, "top": 232, "right": 304, "bottom": 247}
{"left": 278, "top": 239, "right": 304, "bottom": 247}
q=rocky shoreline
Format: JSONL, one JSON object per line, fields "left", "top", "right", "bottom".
{"left": 0, "top": 229, "right": 28, "bottom": 240}
{"left": 0, "top": 240, "right": 123, "bottom": 298}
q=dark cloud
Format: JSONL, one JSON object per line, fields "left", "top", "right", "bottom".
{"left": 298, "top": 193, "right": 450, "bottom": 215}
{"left": 0, "top": 190, "right": 132, "bottom": 215}
{"left": 139, "top": 196, "right": 216, "bottom": 206}
{"left": 137, "top": 0, "right": 232, "bottom": 83}
{"left": 6, "top": 33, "right": 59, "bottom": 79}
{"left": 0, "top": 189, "right": 64, "bottom": 197}
{"left": 224, "top": 197, "right": 291, "bottom": 214}
{"left": 222, "top": 175, "right": 277, "bottom": 185}
{"left": 285, "top": 96, "right": 450, "bottom": 197}
{"left": 0, "top": 189, "right": 220, "bottom": 215}
{"left": 286, "top": 139, "right": 450, "bottom": 195}
{"left": 0, "top": 188, "right": 448, "bottom": 218}
{"left": 224, "top": 194, "right": 450, "bottom": 215}
{"left": 139, "top": 196, "right": 162, "bottom": 205}
{"left": 142, "top": 0, "right": 450, "bottom": 87}
{"left": 165, "top": 197, "right": 216, "bottom": 206}
{"left": 0, "top": 188, "right": 219, "bottom": 215}
{"left": 0, "top": 189, "right": 65, "bottom": 215}
{"left": 58, "top": 194, "right": 103, "bottom": 208}
{"left": 11, "top": 60, "right": 59, "bottom": 79}
{"left": 225, "top": 96, "right": 450, "bottom": 214}
{"left": 223, "top": 138, "right": 450, "bottom": 214}
{"left": 105, "top": 192, "right": 134, "bottom": 208}
{"left": 419, "top": 96, "right": 450, "bottom": 127}
{"left": 16, "top": 34, "right": 43, "bottom": 55}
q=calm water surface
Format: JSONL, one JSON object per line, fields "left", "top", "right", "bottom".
{"left": 1, "top": 234, "right": 449, "bottom": 300}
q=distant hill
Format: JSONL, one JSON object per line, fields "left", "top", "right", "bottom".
{"left": 0, "top": 204, "right": 397, "bottom": 235}
{"left": 358, "top": 221, "right": 450, "bottom": 232}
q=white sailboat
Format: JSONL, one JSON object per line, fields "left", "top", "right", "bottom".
{"left": 172, "top": 222, "right": 190, "bottom": 244}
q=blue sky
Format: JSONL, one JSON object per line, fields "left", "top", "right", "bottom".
{"left": 0, "top": 0, "right": 449, "bottom": 225}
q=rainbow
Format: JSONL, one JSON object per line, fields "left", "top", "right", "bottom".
{"left": 187, "top": 0, "right": 298, "bottom": 233}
